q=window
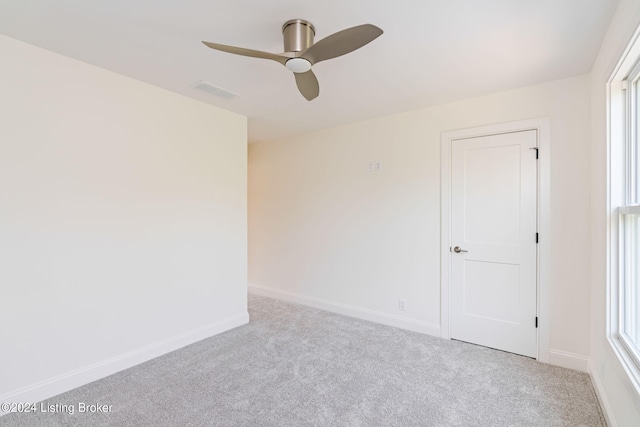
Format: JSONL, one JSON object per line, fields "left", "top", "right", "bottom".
{"left": 609, "top": 26, "right": 640, "bottom": 392}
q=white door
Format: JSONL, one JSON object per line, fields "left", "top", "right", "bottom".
{"left": 450, "top": 130, "right": 537, "bottom": 358}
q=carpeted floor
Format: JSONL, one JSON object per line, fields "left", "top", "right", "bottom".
{"left": 1, "top": 294, "right": 605, "bottom": 426}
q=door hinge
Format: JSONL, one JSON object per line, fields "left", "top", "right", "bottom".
{"left": 535, "top": 317, "right": 538, "bottom": 328}
{"left": 536, "top": 233, "right": 539, "bottom": 243}
{"left": 530, "top": 147, "right": 539, "bottom": 159}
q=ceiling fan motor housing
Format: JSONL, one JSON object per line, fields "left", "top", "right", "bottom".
{"left": 282, "top": 19, "right": 315, "bottom": 53}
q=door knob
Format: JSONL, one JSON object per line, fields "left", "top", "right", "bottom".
{"left": 453, "top": 246, "right": 468, "bottom": 253}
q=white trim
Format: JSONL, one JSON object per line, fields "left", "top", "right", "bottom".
{"left": 440, "top": 118, "right": 551, "bottom": 363}
{"left": 0, "top": 312, "right": 249, "bottom": 414}
{"left": 618, "top": 204, "right": 640, "bottom": 214}
{"left": 440, "top": 133, "right": 452, "bottom": 339}
{"left": 609, "top": 333, "right": 640, "bottom": 397}
{"left": 249, "top": 284, "right": 441, "bottom": 337}
{"left": 548, "top": 349, "right": 590, "bottom": 372}
{"left": 589, "top": 359, "right": 618, "bottom": 427}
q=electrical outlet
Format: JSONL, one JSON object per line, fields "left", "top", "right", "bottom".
{"left": 368, "top": 161, "right": 381, "bottom": 172}
{"left": 398, "top": 299, "right": 407, "bottom": 311}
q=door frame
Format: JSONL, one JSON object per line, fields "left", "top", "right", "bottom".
{"left": 440, "top": 118, "right": 550, "bottom": 362}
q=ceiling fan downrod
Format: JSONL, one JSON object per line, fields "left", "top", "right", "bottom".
{"left": 282, "top": 19, "right": 315, "bottom": 53}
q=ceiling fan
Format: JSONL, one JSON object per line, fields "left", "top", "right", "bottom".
{"left": 202, "top": 20, "right": 383, "bottom": 101}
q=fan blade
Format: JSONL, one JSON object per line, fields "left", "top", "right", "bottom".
{"left": 202, "top": 41, "right": 289, "bottom": 65}
{"left": 294, "top": 70, "right": 319, "bottom": 101}
{"left": 300, "top": 24, "right": 383, "bottom": 65}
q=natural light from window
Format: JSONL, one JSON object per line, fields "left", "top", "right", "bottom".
{"left": 609, "top": 23, "right": 640, "bottom": 394}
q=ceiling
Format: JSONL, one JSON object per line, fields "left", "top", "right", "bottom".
{"left": 0, "top": 0, "right": 619, "bottom": 143}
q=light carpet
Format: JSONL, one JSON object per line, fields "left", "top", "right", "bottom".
{"left": 1, "top": 294, "right": 605, "bottom": 426}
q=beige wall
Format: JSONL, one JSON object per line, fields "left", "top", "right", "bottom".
{"left": 0, "top": 35, "right": 248, "bottom": 402}
{"left": 249, "top": 74, "right": 591, "bottom": 361}
{"left": 589, "top": 0, "right": 640, "bottom": 424}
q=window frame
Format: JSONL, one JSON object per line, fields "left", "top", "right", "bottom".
{"left": 608, "top": 24, "right": 640, "bottom": 395}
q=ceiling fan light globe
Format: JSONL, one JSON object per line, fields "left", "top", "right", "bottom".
{"left": 285, "top": 58, "right": 312, "bottom": 73}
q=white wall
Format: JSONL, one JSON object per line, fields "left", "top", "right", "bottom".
{"left": 249, "top": 74, "right": 591, "bottom": 365}
{"left": 0, "top": 35, "right": 248, "bottom": 403}
{"left": 589, "top": 0, "right": 640, "bottom": 425}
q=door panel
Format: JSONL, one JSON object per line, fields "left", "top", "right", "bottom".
{"left": 464, "top": 144, "right": 521, "bottom": 245}
{"left": 463, "top": 260, "right": 520, "bottom": 324}
{"left": 451, "top": 130, "right": 537, "bottom": 358}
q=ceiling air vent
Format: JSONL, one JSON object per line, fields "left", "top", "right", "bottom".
{"left": 193, "top": 80, "right": 238, "bottom": 99}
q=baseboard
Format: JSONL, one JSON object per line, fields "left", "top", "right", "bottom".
{"left": 0, "top": 311, "right": 249, "bottom": 414}
{"left": 589, "top": 359, "right": 617, "bottom": 427}
{"left": 249, "top": 284, "right": 440, "bottom": 337}
{"left": 548, "top": 348, "right": 590, "bottom": 372}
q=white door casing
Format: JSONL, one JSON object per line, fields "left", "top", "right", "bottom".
{"left": 450, "top": 130, "right": 537, "bottom": 357}
{"left": 440, "top": 118, "right": 551, "bottom": 362}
